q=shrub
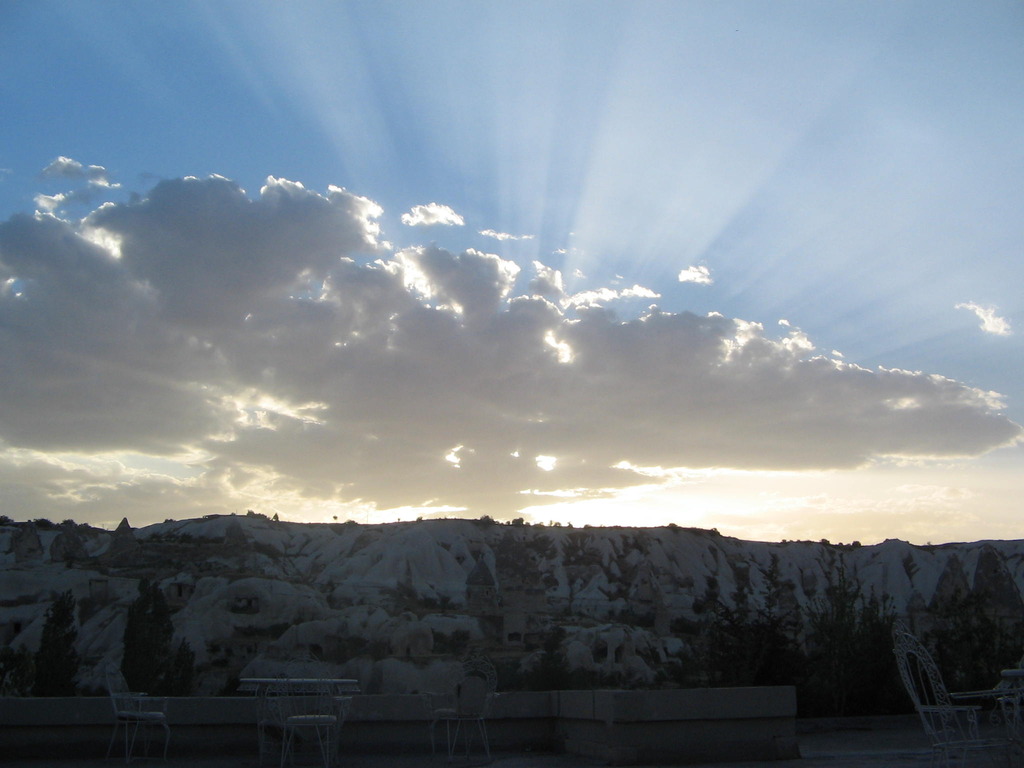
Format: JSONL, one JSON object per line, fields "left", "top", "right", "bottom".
{"left": 800, "top": 568, "right": 900, "bottom": 716}
{"left": 0, "top": 645, "right": 35, "bottom": 696}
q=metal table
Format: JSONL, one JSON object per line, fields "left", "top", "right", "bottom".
{"left": 240, "top": 677, "right": 360, "bottom": 766}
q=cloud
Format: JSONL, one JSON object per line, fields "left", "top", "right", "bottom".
{"left": 41, "top": 156, "right": 112, "bottom": 185}
{"left": 34, "top": 183, "right": 121, "bottom": 211}
{"left": 0, "top": 174, "right": 1020, "bottom": 525}
{"left": 401, "top": 202, "right": 464, "bottom": 227}
{"left": 678, "top": 265, "right": 713, "bottom": 285}
{"left": 395, "top": 245, "right": 520, "bottom": 321}
{"left": 955, "top": 302, "right": 1011, "bottom": 336}
{"left": 34, "top": 193, "right": 68, "bottom": 212}
{"left": 36, "top": 156, "right": 120, "bottom": 212}
{"left": 86, "top": 175, "right": 385, "bottom": 326}
{"left": 563, "top": 284, "right": 659, "bottom": 307}
{"left": 529, "top": 261, "right": 564, "bottom": 300}
{"left": 480, "top": 229, "right": 534, "bottom": 241}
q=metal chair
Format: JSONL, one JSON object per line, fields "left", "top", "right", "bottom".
{"left": 105, "top": 669, "right": 170, "bottom": 763}
{"left": 429, "top": 654, "right": 497, "bottom": 761}
{"left": 265, "top": 680, "right": 350, "bottom": 768}
{"left": 892, "top": 623, "right": 1013, "bottom": 767}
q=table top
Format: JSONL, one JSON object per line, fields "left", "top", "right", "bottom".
{"left": 241, "top": 677, "right": 359, "bottom": 684}
{"left": 238, "top": 677, "right": 360, "bottom": 693}
{"left": 1002, "top": 669, "right": 1024, "bottom": 679}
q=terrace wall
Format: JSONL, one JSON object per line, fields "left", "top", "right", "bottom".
{"left": 0, "top": 686, "right": 797, "bottom": 765}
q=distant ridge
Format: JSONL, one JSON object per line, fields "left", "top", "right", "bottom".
{"left": 2, "top": 514, "right": 1022, "bottom": 695}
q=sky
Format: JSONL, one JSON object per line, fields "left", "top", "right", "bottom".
{"left": 1, "top": 1, "right": 1022, "bottom": 544}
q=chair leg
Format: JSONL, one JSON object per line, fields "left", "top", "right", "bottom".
{"left": 280, "top": 727, "right": 291, "bottom": 768}
{"left": 318, "top": 725, "right": 332, "bottom": 768}
{"left": 106, "top": 722, "right": 119, "bottom": 760}
{"left": 477, "top": 718, "right": 489, "bottom": 760}
{"left": 161, "top": 721, "right": 170, "bottom": 760}
{"left": 447, "top": 719, "right": 460, "bottom": 762}
{"left": 464, "top": 719, "right": 474, "bottom": 758}
{"left": 125, "top": 720, "right": 137, "bottom": 763}
{"left": 128, "top": 720, "right": 142, "bottom": 765}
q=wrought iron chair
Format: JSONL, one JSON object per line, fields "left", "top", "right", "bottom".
{"left": 105, "top": 668, "right": 170, "bottom": 763}
{"left": 429, "top": 654, "right": 497, "bottom": 761}
{"left": 892, "top": 623, "right": 1013, "bottom": 767}
{"left": 264, "top": 680, "right": 351, "bottom": 768}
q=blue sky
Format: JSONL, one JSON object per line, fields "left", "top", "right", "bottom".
{"left": 1, "top": 1, "right": 1022, "bottom": 543}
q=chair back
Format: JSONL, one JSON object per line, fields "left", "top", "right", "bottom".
{"left": 106, "top": 667, "right": 130, "bottom": 694}
{"left": 892, "top": 623, "right": 952, "bottom": 710}
{"left": 461, "top": 654, "right": 497, "bottom": 693}
{"left": 455, "top": 675, "right": 491, "bottom": 718}
{"left": 892, "top": 622, "right": 978, "bottom": 748}
{"left": 282, "top": 654, "right": 333, "bottom": 680}
{"left": 455, "top": 653, "right": 496, "bottom": 718}
{"left": 105, "top": 668, "right": 138, "bottom": 716}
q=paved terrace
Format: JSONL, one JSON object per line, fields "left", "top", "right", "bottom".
{"left": 1, "top": 718, "right": 943, "bottom": 768}
{"left": 0, "top": 689, "right": 955, "bottom": 767}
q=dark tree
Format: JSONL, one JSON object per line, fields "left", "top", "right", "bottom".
{"left": 121, "top": 580, "right": 175, "bottom": 694}
{"left": 32, "top": 590, "right": 80, "bottom": 696}
{"left": 801, "top": 567, "right": 900, "bottom": 716}
{"left": 163, "top": 639, "right": 196, "bottom": 696}
{"left": 0, "top": 645, "right": 35, "bottom": 696}
{"left": 521, "top": 627, "right": 574, "bottom": 690}
{"left": 927, "top": 588, "right": 1024, "bottom": 694}
{"left": 700, "top": 556, "right": 804, "bottom": 688}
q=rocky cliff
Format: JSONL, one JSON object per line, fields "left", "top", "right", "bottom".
{"left": 3, "top": 514, "right": 1023, "bottom": 694}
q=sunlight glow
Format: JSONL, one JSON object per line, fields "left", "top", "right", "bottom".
{"left": 81, "top": 222, "right": 124, "bottom": 259}
{"left": 445, "top": 445, "right": 464, "bottom": 468}
{"left": 543, "top": 331, "right": 574, "bottom": 363}
{"left": 535, "top": 455, "right": 557, "bottom": 471}
{"left": 228, "top": 389, "right": 328, "bottom": 428}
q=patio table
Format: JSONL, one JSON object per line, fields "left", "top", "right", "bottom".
{"left": 240, "top": 677, "right": 360, "bottom": 766}
{"left": 239, "top": 677, "right": 360, "bottom": 694}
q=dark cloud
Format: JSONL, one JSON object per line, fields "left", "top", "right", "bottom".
{"left": 0, "top": 213, "right": 219, "bottom": 451}
{"left": 0, "top": 175, "right": 1019, "bottom": 520}
{"left": 87, "top": 176, "right": 384, "bottom": 327}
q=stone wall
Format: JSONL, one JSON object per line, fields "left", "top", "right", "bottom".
{"left": 0, "top": 686, "right": 797, "bottom": 765}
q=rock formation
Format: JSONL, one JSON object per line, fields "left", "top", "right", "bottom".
{"left": 2, "top": 515, "right": 1024, "bottom": 695}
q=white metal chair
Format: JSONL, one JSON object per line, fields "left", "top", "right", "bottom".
{"left": 105, "top": 669, "right": 170, "bottom": 763}
{"left": 892, "top": 623, "right": 1013, "bottom": 767}
{"left": 265, "top": 680, "right": 350, "bottom": 768}
{"left": 429, "top": 654, "right": 497, "bottom": 761}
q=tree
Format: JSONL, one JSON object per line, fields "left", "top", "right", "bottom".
{"left": 521, "top": 627, "right": 574, "bottom": 690}
{"left": 927, "top": 588, "right": 1024, "bottom": 694}
{"left": 0, "top": 645, "right": 35, "bottom": 696}
{"left": 801, "top": 567, "right": 900, "bottom": 716}
{"left": 33, "top": 590, "right": 80, "bottom": 696}
{"left": 163, "top": 639, "right": 196, "bottom": 696}
{"left": 699, "top": 556, "right": 804, "bottom": 688}
{"left": 121, "top": 580, "right": 176, "bottom": 694}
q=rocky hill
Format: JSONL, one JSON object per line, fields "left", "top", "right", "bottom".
{"left": 3, "top": 514, "right": 1023, "bottom": 695}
